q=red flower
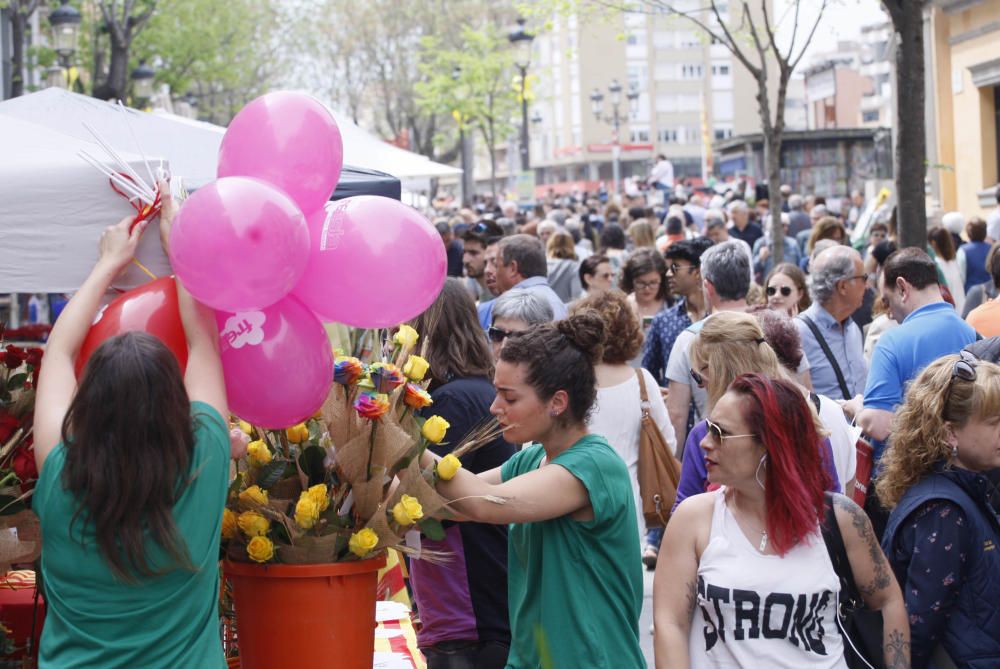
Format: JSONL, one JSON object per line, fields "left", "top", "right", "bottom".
{"left": 0, "top": 413, "right": 20, "bottom": 444}
{"left": 3, "top": 345, "right": 24, "bottom": 370}
{"left": 25, "top": 348, "right": 42, "bottom": 369}
{"left": 12, "top": 448, "right": 37, "bottom": 484}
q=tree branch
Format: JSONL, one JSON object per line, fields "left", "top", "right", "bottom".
{"left": 790, "top": 0, "right": 830, "bottom": 70}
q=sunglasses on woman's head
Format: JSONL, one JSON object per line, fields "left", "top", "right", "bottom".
{"left": 766, "top": 285, "right": 792, "bottom": 297}
{"left": 488, "top": 326, "right": 514, "bottom": 343}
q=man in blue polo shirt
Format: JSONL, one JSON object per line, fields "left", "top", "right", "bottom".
{"left": 845, "top": 247, "right": 977, "bottom": 459}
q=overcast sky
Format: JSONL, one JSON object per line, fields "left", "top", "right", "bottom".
{"left": 774, "top": 0, "right": 890, "bottom": 65}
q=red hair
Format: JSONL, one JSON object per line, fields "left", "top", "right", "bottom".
{"left": 729, "top": 373, "right": 830, "bottom": 555}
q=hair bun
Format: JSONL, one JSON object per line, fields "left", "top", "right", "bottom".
{"left": 556, "top": 311, "right": 606, "bottom": 365}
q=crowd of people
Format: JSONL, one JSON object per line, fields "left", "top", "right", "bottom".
{"left": 29, "top": 177, "right": 1000, "bottom": 668}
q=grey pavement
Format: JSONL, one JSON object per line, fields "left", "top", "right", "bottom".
{"left": 641, "top": 566, "right": 655, "bottom": 667}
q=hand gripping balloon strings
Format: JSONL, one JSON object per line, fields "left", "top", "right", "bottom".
{"left": 107, "top": 171, "right": 162, "bottom": 234}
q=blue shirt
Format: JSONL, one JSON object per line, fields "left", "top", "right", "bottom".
{"left": 476, "top": 276, "right": 568, "bottom": 330}
{"left": 641, "top": 300, "right": 693, "bottom": 387}
{"left": 795, "top": 303, "right": 868, "bottom": 400}
{"left": 864, "top": 301, "right": 977, "bottom": 460}
{"left": 960, "top": 241, "right": 991, "bottom": 293}
{"left": 752, "top": 235, "right": 802, "bottom": 279}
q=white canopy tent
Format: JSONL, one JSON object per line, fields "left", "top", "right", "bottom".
{"left": 0, "top": 115, "right": 174, "bottom": 293}
{"left": 0, "top": 89, "right": 461, "bottom": 189}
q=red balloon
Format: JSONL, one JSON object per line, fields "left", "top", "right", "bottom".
{"left": 75, "top": 277, "right": 188, "bottom": 377}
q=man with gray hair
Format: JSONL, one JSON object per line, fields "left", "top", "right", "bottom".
{"left": 727, "top": 200, "right": 763, "bottom": 248}
{"left": 664, "top": 240, "right": 752, "bottom": 448}
{"left": 787, "top": 194, "right": 811, "bottom": 237}
{"left": 476, "top": 234, "right": 567, "bottom": 329}
{"left": 487, "top": 290, "right": 554, "bottom": 361}
{"left": 794, "top": 245, "right": 868, "bottom": 400}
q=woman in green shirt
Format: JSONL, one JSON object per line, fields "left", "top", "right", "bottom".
{"left": 32, "top": 185, "right": 231, "bottom": 668}
{"left": 419, "top": 311, "right": 646, "bottom": 668}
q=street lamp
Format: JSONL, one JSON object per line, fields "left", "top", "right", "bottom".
{"left": 48, "top": 0, "right": 82, "bottom": 68}
{"left": 131, "top": 60, "right": 155, "bottom": 108}
{"left": 591, "top": 80, "right": 640, "bottom": 196}
{"left": 508, "top": 16, "right": 534, "bottom": 172}
{"left": 451, "top": 65, "right": 474, "bottom": 205}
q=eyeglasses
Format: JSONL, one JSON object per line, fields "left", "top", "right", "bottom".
{"left": 705, "top": 419, "right": 757, "bottom": 444}
{"left": 667, "top": 263, "right": 698, "bottom": 275}
{"left": 943, "top": 350, "right": 978, "bottom": 419}
{"left": 766, "top": 285, "right": 793, "bottom": 297}
{"left": 690, "top": 368, "right": 705, "bottom": 388}
{"left": 488, "top": 326, "right": 515, "bottom": 343}
{"left": 635, "top": 280, "right": 662, "bottom": 290}
{"left": 843, "top": 273, "right": 870, "bottom": 283}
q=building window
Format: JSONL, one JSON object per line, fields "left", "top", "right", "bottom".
{"left": 713, "top": 128, "right": 733, "bottom": 140}
{"left": 711, "top": 64, "right": 729, "bottom": 76}
{"left": 682, "top": 64, "right": 703, "bottom": 79}
{"left": 630, "top": 128, "right": 650, "bottom": 143}
{"left": 862, "top": 110, "right": 880, "bottom": 123}
{"left": 658, "top": 129, "right": 678, "bottom": 143}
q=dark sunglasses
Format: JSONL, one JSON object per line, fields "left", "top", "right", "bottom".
{"left": 943, "top": 350, "right": 978, "bottom": 419}
{"left": 766, "top": 285, "right": 792, "bottom": 297}
{"left": 705, "top": 419, "right": 756, "bottom": 443}
{"left": 690, "top": 368, "right": 705, "bottom": 388}
{"left": 488, "top": 326, "right": 514, "bottom": 343}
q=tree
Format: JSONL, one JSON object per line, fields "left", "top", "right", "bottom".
{"left": 580, "top": 0, "right": 829, "bottom": 264}
{"left": 415, "top": 26, "right": 520, "bottom": 199}
{"left": 2, "top": 0, "right": 42, "bottom": 97}
{"left": 91, "top": 0, "right": 156, "bottom": 101}
{"left": 882, "top": 0, "right": 927, "bottom": 249}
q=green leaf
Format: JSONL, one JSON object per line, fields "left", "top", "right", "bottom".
{"left": 256, "top": 460, "right": 286, "bottom": 490}
{"left": 418, "top": 517, "right": 446, "bottom": 541}
{"left": 6, "top": 373, "right": 27, "bottom": 391}
{"left": 297, "top": 445, "right": 326, "bottom": 486}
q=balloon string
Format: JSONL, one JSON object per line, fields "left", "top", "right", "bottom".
{"left": 131, "top": 259, "right": 158, "bottom": 281}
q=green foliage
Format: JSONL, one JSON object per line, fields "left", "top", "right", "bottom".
{"left": 297, "top": 445, "right": 327, "bottom": 487}
{"left": 255, "top": 460, "right": 286, "bottom": 491}
{"left": 418, "top": 517, "right": 445, "bottom": 541}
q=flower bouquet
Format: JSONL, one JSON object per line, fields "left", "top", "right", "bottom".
{"left": 221, "top": 325, "right": 499, "bottom": 565}
{"left": 0, "top": 333, "right": 44, "bottom": 516}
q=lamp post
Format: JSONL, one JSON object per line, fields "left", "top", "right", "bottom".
{"left": 590, "top": 79, "right": 640, "bottom": 196}
{"left": 508, "top": 16, "right": 534, "bottom": 173}
{"left": 48, "top": 0, "right": 82, "bottom": 87}
{"left": 131, "top": 60, "right": 155, "bottom": 109}
{"left": 451, "top": 65, "right": 474, "bottom": 206}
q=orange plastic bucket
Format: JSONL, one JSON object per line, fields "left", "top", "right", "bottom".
{"left": 225, "top": 555, "right": 387, "bottom": 669}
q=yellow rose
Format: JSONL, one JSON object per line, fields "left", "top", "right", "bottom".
{"left": 285, "top": 423, "right": 310, "bottom": 443}
{"left": 436, "top": 454, "right": 462, "bottom": 481}
{"left": 238, "top": 485, "right": 268, "bottom": 508}
{"left": 306, "top": 484, "right": 330, "bottom": 512}
{"left": 246, "top": 440, "right": 272, "bottom": 467}
{"left": 348, "top": 528, "right": 379, "bottom": 557}
{"left": 402, "top": 355, "right": 430, "bottom": 382}
{"left": 421, "top": 416, "right": 450, "bottom": 444}
{"left": 393, "top": 325, "right": 419, "bottom": 349}
{"left": 295, "top": 495, "right": 320, "bottom": 529}
{"left": 391, "top": 495, "right": 425, "bottom": 526}
{"left": 246, "top": 536, "right": 275, "bottom": 563}
{"left": 221, "top": 508, "right": 238, "bottom": 539}
{"left": 238, "top": 420, "right": 253, "bottom": 435}
{"left": 237, "top": 511, "right": 270, "bottom": 537}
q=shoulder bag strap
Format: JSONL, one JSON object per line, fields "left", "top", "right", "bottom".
{"left": 799, "top": 314, "right": 853, "bottom": 401}
{"left": 820, "top": 493, "right": 861, "bottom": 607}
{"left": 636, "top": 368, "right": 651, "bottom": 417}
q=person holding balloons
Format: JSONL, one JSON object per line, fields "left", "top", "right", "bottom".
{"left": 32, "top": 184, "right": 232, "bottom": 668}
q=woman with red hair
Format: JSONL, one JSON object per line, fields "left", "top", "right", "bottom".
{"left": 653, "top": 374, "right": 909, "bottom": 668}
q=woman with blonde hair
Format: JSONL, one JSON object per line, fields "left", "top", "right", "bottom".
{"left": 545, "top": 230, "right": 582, "bottom": 303}
{"left": 806, "top": 216, "right": 847, "bottom": 255}
{"left": 627, "top": 218, "right": 657, "bottom": 250}
{"left": 877, "top": 353, "right": 1000, "bottom": 668}
{"left": 672, "top": 312, "right": 840, "bottom": 511}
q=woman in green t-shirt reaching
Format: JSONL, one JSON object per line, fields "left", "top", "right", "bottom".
{"left": 32, "top": 183, "right": 231, "bottom": 668}
{"left": 419, "top": 311, "right": 646, "bottom": 668}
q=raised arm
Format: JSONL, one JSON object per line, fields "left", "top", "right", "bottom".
{"left": 158, "top": 181, "right": 227, "bottom": 420}
{"left": 34, "top": 216, "right": 149, "bottom": 470}
{"left": 417, "top": 449, "right": 589, "bottom": 525}
{"left": 832, "top": 494, "right": 910, "bottom": 669}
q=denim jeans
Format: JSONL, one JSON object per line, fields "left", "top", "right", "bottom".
{"left": 423, "top": 639, "right": 510, "bottom": 669}
{"left": 646, "top": 526, "right": 664, "bottom": 550}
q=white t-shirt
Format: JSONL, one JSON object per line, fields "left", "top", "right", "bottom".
{"left": 690, "top": 489, "right": 848, "bottom": 668}
{"left": 816, "top": 393, "right": 857, "bottom": 489}
{"left": 666, "top": 328, "right": 708, "bottom": 423}
{"left": 587, "top": 367, "right": 676, "bottom": 540}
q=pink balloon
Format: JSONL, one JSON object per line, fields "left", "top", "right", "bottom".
{"left": 217, "top": 91, "right": 344, "bottom": 214}
{"left": 292, "top": 196, "right": 447, "bottom": 328}
{"left": 170, "top": 176, "right": 309, "bottom": 313}
{"left": 216, "top": 295, "right": 333, "bottom": 429}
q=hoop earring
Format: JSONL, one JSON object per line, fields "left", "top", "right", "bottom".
{"left": 951, "top": 444, "right": 959, "bottom": 459}
{"left": 755, "top": 453, "right": 767, "bottom": 491}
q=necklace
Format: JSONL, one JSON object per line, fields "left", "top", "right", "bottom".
{"left": 730, "top": 490, "right": 768, "bottom": 552}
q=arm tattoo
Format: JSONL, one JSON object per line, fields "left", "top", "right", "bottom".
{"left": 885, "top": 629, "right": 911, "bottom": 669}
{"left": 833, "top": 494, "right": 892, "bottom": 597}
